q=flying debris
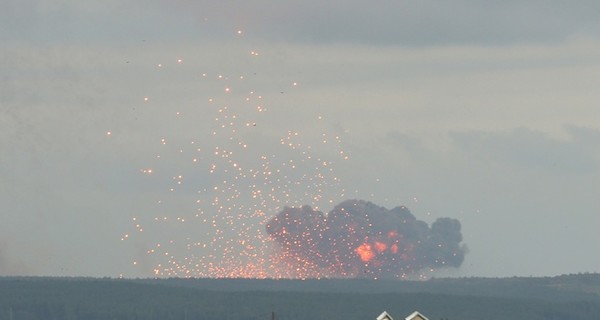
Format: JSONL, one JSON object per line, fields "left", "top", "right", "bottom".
{"left": 266, "top": 199, "right": 467, "bottom": 279}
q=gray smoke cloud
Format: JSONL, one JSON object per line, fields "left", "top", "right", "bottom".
{"left": 266, "top": 199, "right": 467, "bottom": 278}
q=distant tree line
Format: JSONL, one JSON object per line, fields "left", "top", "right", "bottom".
{"left": 0, "top": 276, "right": 599, "bottom": 320}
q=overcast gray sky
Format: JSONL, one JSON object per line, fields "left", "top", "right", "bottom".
{"left": 2, "top": 0, "right": 600, "bottom": 278}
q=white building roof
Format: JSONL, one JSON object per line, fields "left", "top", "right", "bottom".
{"left": 376, "top": 311, "right": 394, "bottom": 320}
{"left": 405, "top": 311, "right": 429, "bottom": 320}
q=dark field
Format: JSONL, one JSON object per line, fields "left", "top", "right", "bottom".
{"left": 1, "top": 274, "right": 600, "bottom": 320}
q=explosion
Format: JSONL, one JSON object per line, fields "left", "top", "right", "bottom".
{"left": 266, "top": 199, "right": 467, "bottom": 279}
{"left": 118, "top": 19, "right": 466, "bottom": 280}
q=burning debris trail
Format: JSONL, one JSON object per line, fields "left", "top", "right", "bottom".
{"left": 266, "top": 199, "right": 467, "bottom": 279}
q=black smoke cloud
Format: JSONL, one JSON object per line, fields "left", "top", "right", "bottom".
{"left": 266, "top": 199, "right": 467, "bottom": 278}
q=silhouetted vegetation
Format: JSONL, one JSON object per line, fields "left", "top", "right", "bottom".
{"left": 1, "top": 274, "right": 600, "bottom": 320}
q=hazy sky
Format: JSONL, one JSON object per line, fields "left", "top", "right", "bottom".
{"left": 2, "top": 0, "right": 600, "bottom": 278}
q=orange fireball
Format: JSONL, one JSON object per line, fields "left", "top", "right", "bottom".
{"left": 355, "top": 243, "right": 376, "bottom": 262}
{"left": 374, "top": 241, "right": 387, "bottom": 253}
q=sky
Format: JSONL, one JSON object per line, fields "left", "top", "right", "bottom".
{"left": 2, "top": 0, "right": 600, "bottom": 278}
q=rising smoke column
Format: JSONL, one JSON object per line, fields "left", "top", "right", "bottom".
{"left": 266, "top": 199, "right": 467, "bottom": 278}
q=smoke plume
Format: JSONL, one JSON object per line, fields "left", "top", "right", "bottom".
{"left": 266, "top": 199, "right": 466, "bottom": 278}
